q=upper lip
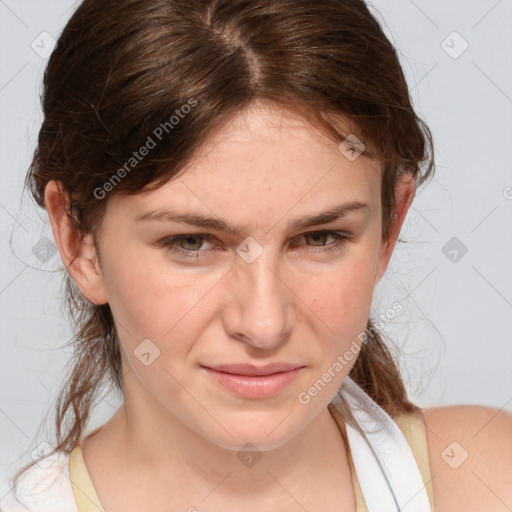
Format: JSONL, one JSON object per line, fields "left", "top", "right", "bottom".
{"left": 203, "top": 363, "right": 304, "bottom": 376}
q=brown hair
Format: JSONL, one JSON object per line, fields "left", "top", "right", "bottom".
{"left": 13, "top": 0, "right": 434, "bottom": 494}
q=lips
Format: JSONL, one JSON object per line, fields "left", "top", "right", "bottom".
{"left": 203, "top": 362, "right": 303, "bottom": 376}
{"left": 202, "top": 363, "right": 305, "bottom": 399}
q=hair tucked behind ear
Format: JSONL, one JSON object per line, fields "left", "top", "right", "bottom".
{"left": 56, "top": 276, "right": 123, "bottom": 445}
{"left": 12, "top": 0, "right": 434, "bottom": 495}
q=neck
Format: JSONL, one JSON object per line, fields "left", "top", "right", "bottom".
{"left": 83, "top": 374, "right": 354, "bottom": 507}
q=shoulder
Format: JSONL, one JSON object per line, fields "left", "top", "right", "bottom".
{"left": 0, "top": 451, "right": 78, "bottom": 512}
{"left": 421, "top": 404, "right": 512, "bottom": 511}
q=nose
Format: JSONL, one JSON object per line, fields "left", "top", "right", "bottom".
{"left": 222, "top": 244, "right": 296, "bottom": 351}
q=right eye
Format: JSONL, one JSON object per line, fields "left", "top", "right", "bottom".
{"left": 158, "top": 234, "right": 218, "bottom": 259}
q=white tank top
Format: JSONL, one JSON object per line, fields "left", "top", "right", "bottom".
{"left": 338, "top": 376, "right": 434, "bottom": 511}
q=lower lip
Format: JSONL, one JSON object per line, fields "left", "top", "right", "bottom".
{"left": 203, "top": 367, "right": 302, "bottom": 399}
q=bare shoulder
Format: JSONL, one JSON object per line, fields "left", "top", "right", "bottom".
{"left": 421, "top": 404, "right": 512, "bottom": 512}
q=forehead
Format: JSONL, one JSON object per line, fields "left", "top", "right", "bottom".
{"left": 108, "top": 102, "right": 383, "bottom": 224}
{"left": 192, "top": 101, "right": 369, "bottom": 162}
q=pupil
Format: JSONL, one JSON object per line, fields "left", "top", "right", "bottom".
{"left": 183, "top": 236, "right": 201, "bottom": 250}
{"left": 308, "top": 233, "right": 325, "bottom": 246}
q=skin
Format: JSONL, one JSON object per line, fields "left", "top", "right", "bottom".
{"left": 45, "top": 102, "right": 512, "bottom": 511}
{"left": 423, "top": 406, "right": 512, "bottom": 512}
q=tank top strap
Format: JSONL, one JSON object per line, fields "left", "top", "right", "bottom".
{"left": 346, "top": 441, "right": 368, "bottom": 511}
{"left": 328, "top": 384, "right": 435, "bottom": 512}
{"left": 392, "top": 412, "right": 436, "bottom": 509}
{"left": 69, "top": 446, "right": 106, "bottom": 512}
{"left": 332, "top": 406, "right": 436, "bottom": 512}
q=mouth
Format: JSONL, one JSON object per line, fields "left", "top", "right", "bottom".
{"left": 201, "top": 363, "right": 305, "bottom": 399}
{"left": 203, "top": 362, "right": 304, "bottom": 376}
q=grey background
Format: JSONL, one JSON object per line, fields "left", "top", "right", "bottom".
{"left": 1, "top": 0, "right": 511, "bottom": 501}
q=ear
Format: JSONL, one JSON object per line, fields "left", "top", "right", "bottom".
{"left": 44, "top": 180, "right": 108, "bottom": 305}
{"left": 374, "top": 172, "right": 416, "bottom": 287}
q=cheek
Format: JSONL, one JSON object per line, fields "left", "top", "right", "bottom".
{"left": 299, "top": 259, "right": 376, "bottom": 341}
{"left": 99, "top": 248, "right": 230, "bottom": 363}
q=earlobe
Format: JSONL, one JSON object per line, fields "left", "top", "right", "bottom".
{"left": 44, "top": 180, "right": 109, "bottom": 305}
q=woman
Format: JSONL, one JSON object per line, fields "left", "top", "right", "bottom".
{"left": 3, "top": 0, "right": 511, "bottom": 510}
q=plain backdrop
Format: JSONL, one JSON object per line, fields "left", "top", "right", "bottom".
{"left": 1, "top": 0, "right": 511, "bottom": 501}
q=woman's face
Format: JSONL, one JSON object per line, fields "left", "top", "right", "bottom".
{"left": 81, "top": 103, "right": 410, "bottom": 450}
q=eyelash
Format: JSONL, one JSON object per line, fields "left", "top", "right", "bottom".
{"left": 158, "top": 230, "right": 350, "bottom": 260}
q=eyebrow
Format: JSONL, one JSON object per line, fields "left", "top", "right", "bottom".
{"left": 135, "top": 201, "right": 370, "bottom": 234}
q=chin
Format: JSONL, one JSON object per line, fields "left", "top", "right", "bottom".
{"left": 194, "top": 407, "right": 316, "bottom": 453}
{"left": 208, "top": 429, "right": 295, "bottom": 453}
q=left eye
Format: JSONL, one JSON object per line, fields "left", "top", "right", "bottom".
{"left": 158, "top": 230, "right": 350, "bottom": 259}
